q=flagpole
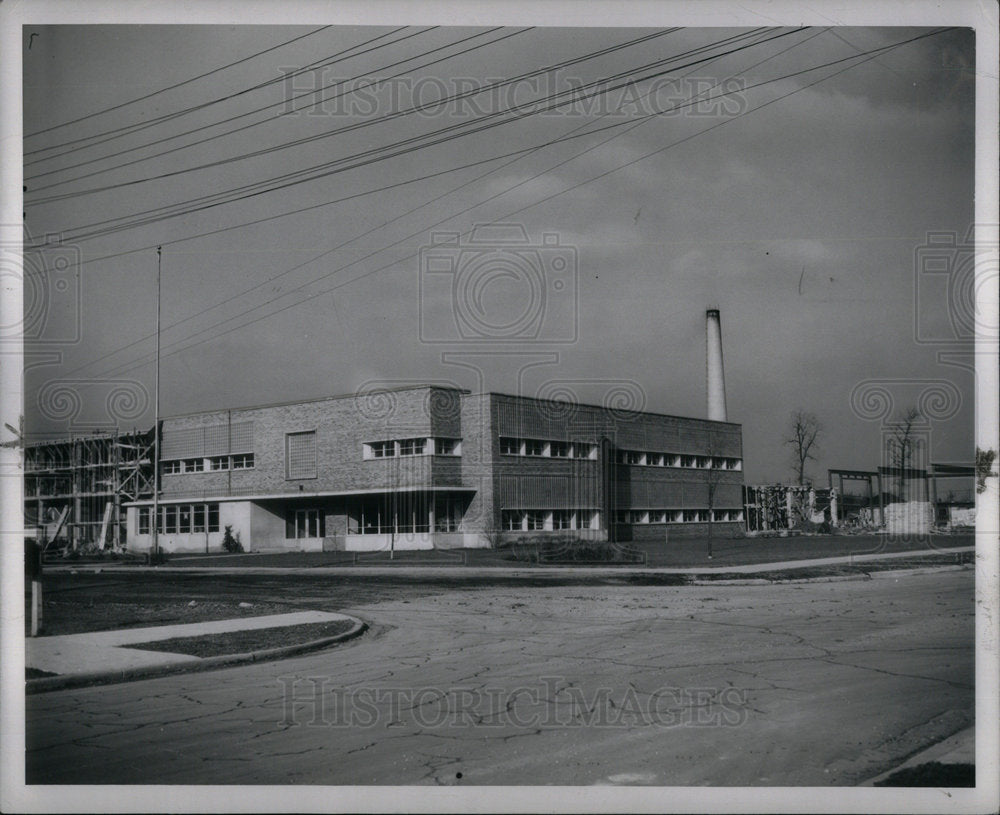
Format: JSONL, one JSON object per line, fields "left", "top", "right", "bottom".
{"left": 152, "top": 246, "right": 161, "bottom": 558}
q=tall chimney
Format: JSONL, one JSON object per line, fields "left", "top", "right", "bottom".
{"left": 706, "top": 308, "right": 728, "bottom": 422}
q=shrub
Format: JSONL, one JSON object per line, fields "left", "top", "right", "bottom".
{"left": 221, "top": 525, "right": 244, "bottom": 553}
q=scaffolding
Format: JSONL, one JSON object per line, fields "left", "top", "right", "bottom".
{"left": 24, "top": 428, "right": 155, "bottom": 550}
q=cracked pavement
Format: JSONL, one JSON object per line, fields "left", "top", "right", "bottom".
{"left": 25, "top": 569, "right": 973, "bottom": 786}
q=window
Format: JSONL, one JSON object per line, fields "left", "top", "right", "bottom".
{"left": 150, "top": 503, "right": 218, "bottom": 534}
{"left": 552, "top": 510, "right": 574, "bottom": 530}
{"left": 397, "top": 495, "right": 430, "bottom": 534}
{"left": 500, "top": 437, "right": 520, "bottom": 456}
{"left": 286, "top": 432, "right": 317, "bottom": 479}
{"left": 651, "top": 510, "right": 668, "bottom": 524}
{"left": 231, "top": 453, "right": 254, "bottom": 469}
{"left": 502, "top": 510, "right": 524, "bottom": 531}
{"left": 183, "top": 458, "right": 204, "bottom": 473}
{"left": 370, "top": 440, "right": 395, "bottom": 459}
{"left": 435, "top": 438, "right": 461, "bottom": 456}
{"left": 162, "top": 460, "right": 182, "bottom": 475}
{"left": 434, "top": 493, "right": 462, "bottom": 531}
{"left": 648, "top": 453, "right": 664, "bottom": 467}
{"left": 682, "top": 455, "right": 697, "bottom": 468}
{"left": 289, "top": 508, "right": 325, "bottom": 539}
{"left": 572, "top": 443, "right": 596, "bottom": 459}
{"left": 549, "top": 441, "right": 569, "bottom": 458}
{"left": 209, "top": 455, "right": 229, "bottom": 471}
{"left": 524, "top": 439, "right": 545, "bottom": 456}
{"left": 629, "top": 510, "right": 649, "bottom": 524}
{"left": 398, "top": 437, "right": 427, "bottom": 456}
{"left": 525, "top": 510, "right": 546, "bottom": 530}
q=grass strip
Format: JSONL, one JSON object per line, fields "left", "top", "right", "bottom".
{"left": 128, "top": 619, "right": 355, "bottom": 658}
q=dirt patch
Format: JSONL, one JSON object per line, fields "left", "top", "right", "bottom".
{"left": 129, "top": 619, "right": 356, "bottom": 658}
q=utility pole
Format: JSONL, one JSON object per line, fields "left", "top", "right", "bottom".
{"left": 151, "top": 247, "right": 161, "bottom": 559}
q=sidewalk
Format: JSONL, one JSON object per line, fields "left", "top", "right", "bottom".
{"left": 26, "top": 611, "right": 365, "bottom": 693}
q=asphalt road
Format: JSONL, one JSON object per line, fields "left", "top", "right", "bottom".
{"left": 26, "top": 569, "right": 974, "bottom": 786}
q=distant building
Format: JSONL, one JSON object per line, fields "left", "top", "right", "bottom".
{"left": 125, "top": 386, "right": 745, "bottom": 553}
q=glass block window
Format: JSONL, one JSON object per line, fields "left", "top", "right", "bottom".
{"left": 286, "top": 431, "right": 317, "bottom": 479}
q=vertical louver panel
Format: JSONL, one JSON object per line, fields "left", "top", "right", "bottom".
{"left": 203, "top": 424, "right": 229, "bottom": 456}
{"left": 160, "top": 428, "right": 202, "bottom": 459}
{"left": 229, "top": 422, "right": 254, "bottom": 454}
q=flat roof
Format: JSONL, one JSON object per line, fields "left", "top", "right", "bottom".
{"left": 29, "top": 384, "right": 742, "bottom": 443}
{"left": 163, "top": 386, "right": 741, "bottom": 429}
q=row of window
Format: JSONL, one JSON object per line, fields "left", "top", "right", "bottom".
{"left": 613, "top": 508, "right": 745, "bottom": 524}
{"left": 162, "top": 454, "right": 254, "bottom": 474}
{"left": 362, "top": 437, "right": 462, "bottom": 459}
{"left": 499, "top": 437, "right": 599, "bottom": 459}
{"left": 348, "top": 493, "right": 465, "bottom": 534}
{"left": 614, "top": 449, "right": 742, "bottom": 470}
{"left": 137, "top": 503, "right": 221, "bottom": 534}
{"left": 501, "top": 509, "right": 602, "bottom": 531}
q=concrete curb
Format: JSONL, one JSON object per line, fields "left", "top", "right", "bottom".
{"left": 26, "top": 616, "right": 367, "bottom": 695}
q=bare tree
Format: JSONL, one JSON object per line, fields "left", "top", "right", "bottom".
{"left": 785, "top": 411, "right": 822, "bottom": 486}
{"left": 886, "top": 407, "right": 922, "bottom": 500}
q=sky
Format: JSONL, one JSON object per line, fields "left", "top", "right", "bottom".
{"left": 15, "top": 17, "right": 982, "bottom": 487}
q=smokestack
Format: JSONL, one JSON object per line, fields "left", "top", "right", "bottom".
{"left": 706, "top": 309, "right": 728, "bottom": 422}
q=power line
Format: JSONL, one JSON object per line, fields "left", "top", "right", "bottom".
{"left": 23, "top": 25, "right": 333, "bottom": 138}
{"left": 36, "top": 28, "right": 787, "bottom": 387}
{"left": 23, "top": 26, "right": 426, "bottom": 162}
{"left": 25, "top": 25, "right": 682, "bottom": 200}
{"left": 65, "top": 29, "right": 788, "bottom": 271}
{"left": 26, "top": 26, "right": 515, "bottom": 188}
{"left": 29, "top": 28, "right": 781, "bottom": 244}
{"left": 81, "top": 27, "right": 949, "bottom": 387}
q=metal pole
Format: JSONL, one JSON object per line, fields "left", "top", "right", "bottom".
{"left": 152, "top": 247, "right": 161, "bottom": 558}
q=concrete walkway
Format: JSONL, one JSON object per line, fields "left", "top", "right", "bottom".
{"left": 27, "top": 611, "right": 357, "bottom": 677}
